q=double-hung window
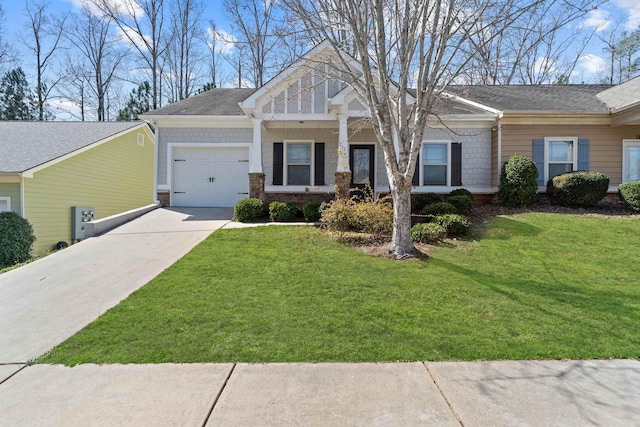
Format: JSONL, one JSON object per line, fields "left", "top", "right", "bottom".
{"left": 623, "top": 140, "right": 640, "bottom": 183}
{"left": 286, "top": 142, "right": 312, "bottom": 185}
{"left": 545, "top": 137, "right": 577, "bottom": 181}
{"left": 423, "top": 142, "right": 449, "bottom": 186}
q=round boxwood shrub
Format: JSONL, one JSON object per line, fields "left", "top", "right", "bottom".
{"left": 499, "top": 155, "right": 539, "bottom": 207}
{"left": 449, "top": 188, "right": 472, "bottom": 198}
{"left": 411, "top": 222, "right": 447, "bottom": 244}
{"left": 269, "top": 201, "right": 298, "bottom": 221}
{"left": 421, "top": 201, "right": 458, "bottom": 216}
{"left": 432, "top": 214, "right": 471, "bottom": 237}
{"left": 619, "top": 181, "right": 640, "bottom": 211}
{"left": 413, "top": 192, "right": 442, "bottom": 213}
{"left": 0, "top": 211, "right": 36, "bottom": 266}
{"left": 546, "top": 171, "right": 609, "bottom": 207}
{"left": 234, "top": 198, "right": 265, "bottom": 222}
{"left": 447, "top": 195, "right": 474, "bottom": 215}
{"left": 302, "top": 201, "right": 322, "bottom": 222}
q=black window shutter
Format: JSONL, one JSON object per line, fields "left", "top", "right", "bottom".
{"left": 314, "top": 143, "right": 325, "bottom": 185}
{"left": 412, "top": 154, "right": 420, "bottom": 186}
{"left": 273, "top": 142, "right": 283, "bottom": 185}
{"left": 451, "top": 143, "right": 462, "bottom": 186}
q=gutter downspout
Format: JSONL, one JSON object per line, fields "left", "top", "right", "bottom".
{"left": 20, "top": 174, "right": 25, "bottom": 217}
{"left": 497, "top": 112, "right": 503, "bottom": 189}
{"left": 152, "top": 121, "right": 160, "bottom": 205}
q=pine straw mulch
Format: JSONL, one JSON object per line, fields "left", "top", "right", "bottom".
{"left": 329, "top": 201, "right": 638, "bottom": 261}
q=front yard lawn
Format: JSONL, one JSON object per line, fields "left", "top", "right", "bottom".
{"left": 38, "top": 213, "right": 640, "bottom": 365}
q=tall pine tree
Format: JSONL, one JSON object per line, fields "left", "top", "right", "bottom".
{"left": 0, "top": 68, "right": 38, "bottom": 120}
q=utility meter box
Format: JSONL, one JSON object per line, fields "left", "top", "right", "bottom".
{"left": 72, "top": 206, "right": 94, "bottom": 242}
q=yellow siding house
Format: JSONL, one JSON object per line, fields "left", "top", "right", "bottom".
{"left": 0, "top": 122, "right": 155, "bottom": 254}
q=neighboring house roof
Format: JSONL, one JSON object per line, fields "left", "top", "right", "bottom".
{"left": 144, "top": 88, "right": 257, "bottom": 116}
{"left": 596, "top": 76, "right": 640, "bottom": 112}
{"left": 447, "top": 85, "right": 612, "bottom": 112}
{"left": 0, "top": 121, "right": 145, "bottom": 173}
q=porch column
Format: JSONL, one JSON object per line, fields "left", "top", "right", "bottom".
{"left": 250, "top": 118, "right": 263, "bottom": 173}
{"left": 337, "top": 114, "right": 350, "bottom": 172}
{"left": 335, "top": 114, "right": 351, "bottom": 198}
{"left": 249, "top": 118, "right": 266, "bottom": 201}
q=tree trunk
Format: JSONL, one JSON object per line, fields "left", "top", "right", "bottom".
{"left": 389, "top": 181, "right": 414, "bottom": 257}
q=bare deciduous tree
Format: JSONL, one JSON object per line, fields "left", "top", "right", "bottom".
{"left": 21, "top": 0, "right": 66, "bottom": 121}
{"left": 0, "top": 3, "right": 16, "bottom": 71}
{"left": 164, "top": 0, "right": 204, "bottom": 102}
{"left": 224, "top": 0, "right": 285, "bottom": 87}
{"left": 92, "top": 0, "right": 169, "bottom": 109}
{"left": 64, "top": 5, "right": 127, "bottom": 120}
{"left": 283, "top": 0, "right": 599, "bottom": 257}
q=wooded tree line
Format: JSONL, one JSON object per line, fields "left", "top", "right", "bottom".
{"left": 0, "top": 0, "right": 638, "bottom": 122}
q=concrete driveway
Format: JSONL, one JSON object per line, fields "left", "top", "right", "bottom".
{"left": 0, "top": 207, "right": 233, "bottom": 364}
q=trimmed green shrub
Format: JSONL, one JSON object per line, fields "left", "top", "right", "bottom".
{"left": 447, "top": 195, "right": 474, "bottom": 215}
{"left": 547, "top": 171, "right": 609, "bottom": 207}
{"left": 234, "top": 198, "right": 265, "bottom": 222}
{"left": 320, "top": 196, "right": 393, "bottom": 236}
{"left": 0, "top": 211, "right": 36, "bottom": 266}
{"left": 411, "top": 222, "right": 447, "bottom": 243}
{"left": 619, "top": 181, "right": 640, "bottom": 211}
{"left": 499, "top": 155, "right": 539, "bottom": 207}
{"left": 432, "top": 214, "right": 471, "bottom": 237}
{"left": 449, "top": 188, "right": 473, "bottom": 198}
{"left": 269, "top": 201, "right": 298, "bottom": 221}
{"left": 413, "top": 192, "right": 442, "bottom": 213}
{"left": 421, "top": 201, "right": 458, "bottom": 215}
{"left": 302, "top": 201, "right": 322, "bottom": 222}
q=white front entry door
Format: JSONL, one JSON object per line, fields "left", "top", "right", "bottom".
{"left": 172, "top": 146, "right": 250, "bottom": 207}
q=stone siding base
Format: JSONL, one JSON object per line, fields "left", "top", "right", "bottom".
{"left": 157, "top": 191, "right": 170, "bottom": 207}
{"left": 264, "top": 192, "right": 334, "bottom": 208}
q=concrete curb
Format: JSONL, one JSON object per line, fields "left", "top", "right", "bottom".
{"left": 83, "top": 203, "right": 160, "bottom": 238}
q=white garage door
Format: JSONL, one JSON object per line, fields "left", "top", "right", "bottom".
{"left": 172, "top": 146, "right": 250, "bottom": 207}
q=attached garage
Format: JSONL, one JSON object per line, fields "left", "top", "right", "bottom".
{"left": 171, "top": 146, "right": 250, "bottom": 207}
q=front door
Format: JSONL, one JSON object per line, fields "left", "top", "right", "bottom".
{"left": 349, "top": 145, "right": 375, "bottom": 196}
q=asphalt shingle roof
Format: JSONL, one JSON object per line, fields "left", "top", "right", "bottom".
{"left": 596, "top": 76, "right": 640, "bottom": 111}
{"left": 446, "top": 85, "right": 612, "bottom": 112}
{"left": 144, "top": 88, "right": 257, "bottom": 116}
{"left": 0, "top": 121, "right": 143, "bottom": 173}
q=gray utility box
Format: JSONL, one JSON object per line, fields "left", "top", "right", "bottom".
{"left": 72, "top": 206, "right": 94, "bottom": 242}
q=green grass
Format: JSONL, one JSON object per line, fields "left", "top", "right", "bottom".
{"left": 38, "top": 213, "right": 640, "bottom": 365}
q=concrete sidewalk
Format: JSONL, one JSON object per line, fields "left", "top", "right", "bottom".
{"left": 0, "top": 359, "right": 638, "bottom": 426}
{"left": 0, "top": 208, "right": 233, "bottom": 364}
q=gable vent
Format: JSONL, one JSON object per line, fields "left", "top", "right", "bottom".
{"left": 137, "top": 133, "right": 144, "bottom": 146}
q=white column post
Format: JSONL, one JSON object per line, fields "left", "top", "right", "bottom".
{"left": 337, "top": 114, "right": 350, "bottom": 172}
{"left": 250, "top": 118, "right": 263, "bottom": 173}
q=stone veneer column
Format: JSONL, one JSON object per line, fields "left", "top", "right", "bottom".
{"left": 157, "top": 191, "right": 170, "bottom": 207}
{"left": 249, "top": 173, "right": 266, "bottom": 201}
{"left": 334, "top": 171, "right": 352, "bottom": 199}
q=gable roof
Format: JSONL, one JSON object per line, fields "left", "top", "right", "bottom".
{"left": 596, "top": 76, "right": 640, "bottom": 112}
{"left": 0, "top": 121, "right": 145, "bottom": 174}
{"left": 446, "top": 85, "right": 612, "bottom": 112}
{"left": 143, "top": 88, "right": 257, "bottom": 116}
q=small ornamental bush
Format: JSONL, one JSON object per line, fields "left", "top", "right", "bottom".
{"left": 413, "top": 192, "right": 442, "bottom": 213}
{"left": 269, "top": 201, "right": 299, "bottom": 221}
{"left": 234, "top": 198, "right": 265, "bottom": 222}
{"left": 432, "top": 214, "right": 471, "bottom": 237}
{"left": 447, "top": 195, "right": 474, "bottom": 215}
{"left": 320, "top": 196, "right": 393, "bottom": 236}
{"left": 411, "top": 222, "right": 447, "bottom": 244}
{"left": 302, "top": 201, "right": 322, "bottom": 222}
{"left": 547, "top": 171, "right": 609, "bottom": 207}
{"left": 619, "top": 181, "right": 640, "bottom": 211}
{"left": 499, "top": 155, "right": 539, "bottom": 207}
{"left": 421, "top": 201, "right": 458, "bottom": 216}
{"left": 0, "top": 211, "right": 36, "bottom": 266}
{"left": 449, "top": 188, "right": 473, "bottom": 198}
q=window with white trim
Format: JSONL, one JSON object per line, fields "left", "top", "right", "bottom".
{"left": 286, "top": 142, "right": 312, "bottom": 185}
{"left": 545, "top": 137, "right": 577, "bottom": 181}
{"left": 623, "top": 140, "right": 640, "bottom": 183}
{"left": 0, "top": 197, "right": 10, "bottom": 212}
{"left": 422, "top": 142, "right": 449, "bottom": 186}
